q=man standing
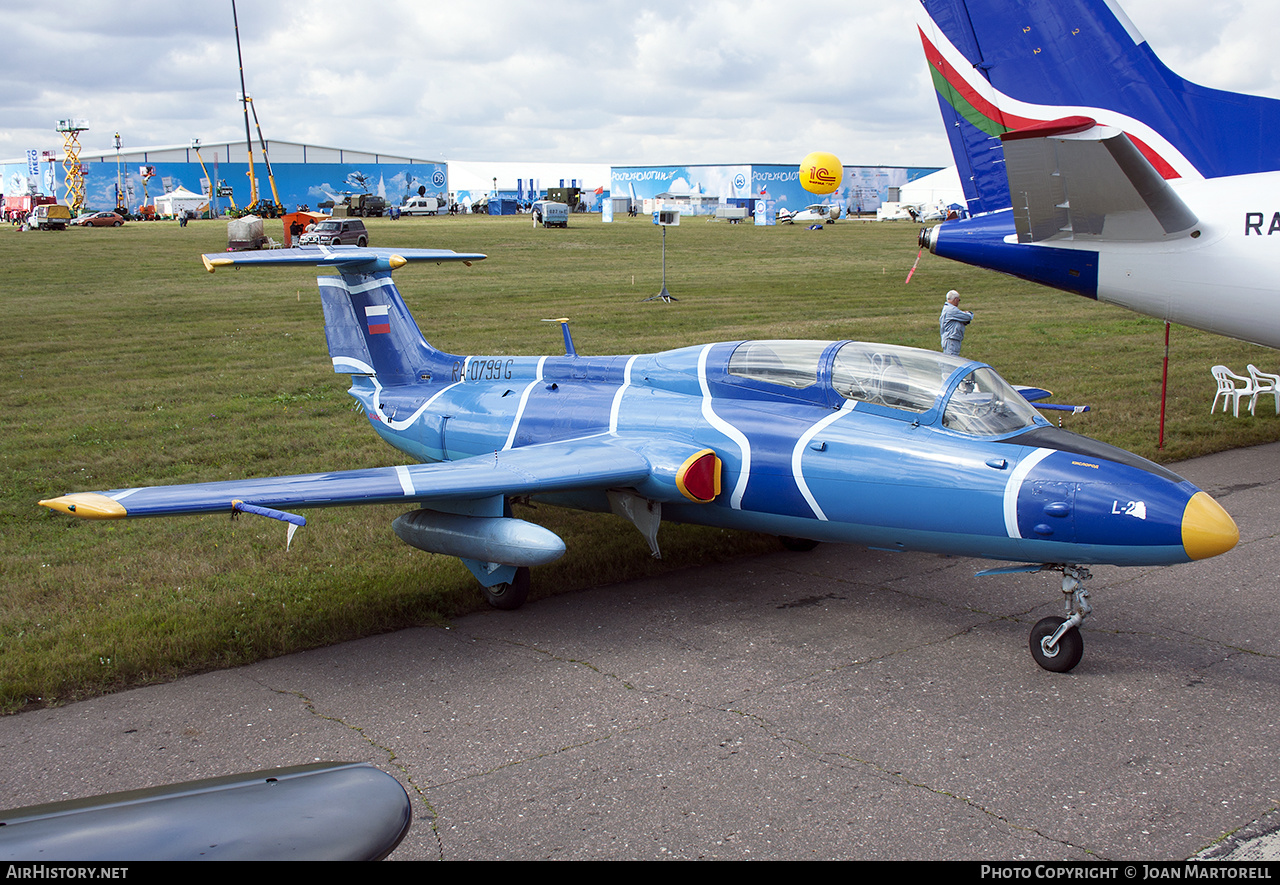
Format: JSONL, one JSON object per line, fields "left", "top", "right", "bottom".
{"left": 939, "top": 289, "right": 974, "bottom": 356}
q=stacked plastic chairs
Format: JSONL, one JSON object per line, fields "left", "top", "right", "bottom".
{"left": 1211, "top": 365, "right": 1280, "bottom": 417}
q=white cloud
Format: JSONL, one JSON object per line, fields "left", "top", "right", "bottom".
{"left": 1, "top": 1, "right": 1275, "bottom": 170}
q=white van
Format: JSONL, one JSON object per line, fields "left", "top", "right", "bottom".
{"left": 402, "top": 196, "right": 441, "bottom": 216}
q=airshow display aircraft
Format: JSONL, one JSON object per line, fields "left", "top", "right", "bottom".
{"left": 915, "top": 0, "right": 1280, "bottom": 349}
{"left": 39, "top": 246, "right": 1239, "bottom": 672}
{"left": 777, "top": 203, "right": 842, "bottom": 225}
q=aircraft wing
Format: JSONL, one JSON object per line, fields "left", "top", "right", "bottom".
{"left": 1014, "top": 385, "right": 1089, "bottom": 414}
{"left": 1015, "top": 386, "right": 1051, "bottom": 402}
{"left": 200, "top": 246, "right": 486, "bottom": 274}
{"left": 40, "top": 437, "right": 654, "bottom": 521}
{"left": 1000, "top": 118, "right": 1199, "bottom": 244}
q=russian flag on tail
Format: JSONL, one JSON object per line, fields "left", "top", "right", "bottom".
{"left": 365, "top": 304, "right": 391, "bottom": 335}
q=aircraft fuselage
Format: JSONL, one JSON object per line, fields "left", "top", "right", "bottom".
{"left": 357, "top": 339, "right": 1232, "bottom": 569}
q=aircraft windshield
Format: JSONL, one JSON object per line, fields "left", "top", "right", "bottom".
{"left": 941, "top": 367, "right": 1043, "bottom": 436}
{"left": 831, "top": 342, "right": 961, "bottom": 413}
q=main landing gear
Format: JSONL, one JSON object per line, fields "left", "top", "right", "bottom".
{"left": 482, "top": 566, "right": 531, "bottom": 611}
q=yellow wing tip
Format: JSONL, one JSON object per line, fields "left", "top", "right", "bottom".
{"left": 39, "top": 493, "right": 128, "bottom": 519}
{"left": 202, "top": 255, "right": 234, "bottom": 273}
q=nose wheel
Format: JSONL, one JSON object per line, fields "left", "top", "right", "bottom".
{"left": 1029, "top": 565, "right": 1092, "bottom": 672}
{"left": 977, "top": 563, "right": 1094, "bottom": 672}
{"left": 1030, "top": 616, "right": 1084, "bottom": 672}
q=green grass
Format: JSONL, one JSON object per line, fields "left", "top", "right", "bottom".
{"left": 3, "top": 213, "right": 1278, "bottom": 712}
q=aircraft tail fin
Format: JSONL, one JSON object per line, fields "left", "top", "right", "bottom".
{"left": 319, "top": 271, "right": 454, "bottom": 385}
{"left": 917, "top": 0, "right": 1280, "bottom": 216}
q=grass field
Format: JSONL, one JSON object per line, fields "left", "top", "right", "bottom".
{"left": 3, "top": 212, "right": 1278, "bottom": 713}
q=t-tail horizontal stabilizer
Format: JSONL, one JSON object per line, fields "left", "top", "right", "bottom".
{"left": 201, "top": 246, "right": 487, "bottom": 274}
{"left": 1001, "top": 118, "right": 1199, "bottom": 244}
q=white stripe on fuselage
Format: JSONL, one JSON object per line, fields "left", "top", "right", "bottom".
{"left": 792, "top": 400, "right": 856, "bottom": 520}
{"left": 503, "top": 356, "right": 547, "bottom": 450}
{"left": 1003, "top": 447, "right": 1055, "bottom": 539}
{"left": 698, "top": 344, "right": 751, "bottom": 509}
{"left": 609, "top": 355, "right": 639, "bottom": 434}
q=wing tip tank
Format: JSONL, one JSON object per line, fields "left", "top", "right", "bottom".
{"left": 39, "top": 493, "right": 128, "bottom": 519}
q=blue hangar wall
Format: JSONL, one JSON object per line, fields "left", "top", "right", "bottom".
{"left": 610, "top": 164, "right": 941, "bottom": 218}
{"left": 2, "top": 140, "right": 448, "bottom": 214}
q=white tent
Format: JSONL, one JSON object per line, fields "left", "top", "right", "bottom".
{"left": 154, "top": 186, "right": 209, "bottom": 218}
{"left": 899, "top": 167, "right": 964, "bottom": 208}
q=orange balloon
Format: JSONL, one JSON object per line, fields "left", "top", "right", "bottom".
{"left": 799, "top": 151, "right": 843, "bottom": 194}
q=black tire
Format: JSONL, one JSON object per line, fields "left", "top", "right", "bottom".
{"left": 779, "top": 536, "right": 820, "bottom": 552}
{"left": 112, "top": 221, "right": 121, "bottom": 227}
{"left": 1029, "top": 616, "right": 1083, "bottom": 672}
{"left": 483, "top": 566, "right": 530, "bottom": 610}
{"left": 357, "top": 236, "right": 367, "bottom": 247}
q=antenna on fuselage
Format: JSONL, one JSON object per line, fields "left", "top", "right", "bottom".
{"left": 541, "top": 318, "right": 577, "bottom": 356}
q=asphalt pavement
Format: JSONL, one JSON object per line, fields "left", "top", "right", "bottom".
{"left": 2, "top": 442, "right": 1278, "bottom": 861}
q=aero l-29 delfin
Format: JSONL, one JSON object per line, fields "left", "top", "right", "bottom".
{"left": 916, "top": 0, "right": 1280, "bottom": 349}
{"left": 40, "top": 247, "right": 1238, "bottom": 672}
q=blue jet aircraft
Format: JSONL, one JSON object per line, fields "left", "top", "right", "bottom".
{"left": 40, "top": 246, "right": 1239, "bottom": 672}
{"left": 915, "top": 0, "right": 1280, "bottom": 349}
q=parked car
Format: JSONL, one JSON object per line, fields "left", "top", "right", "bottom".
{"left": 298, "top": 218, "right": 368, "bottom": 247}
{"left": 72, "top": 211, "right": 125, "bottom": 227}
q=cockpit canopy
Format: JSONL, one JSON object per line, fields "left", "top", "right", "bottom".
{"left": 728, "top": 340, "right": 1045, "bottom": 436}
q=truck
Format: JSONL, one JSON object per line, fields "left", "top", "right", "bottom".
{"left": 547, "top": 187, "right": 581, "bottom": 210}
{"left": 28, "top": 203, "right": 72, "bottom": 230}
{"left": 4, "top": 193, "right": 56, "bottom": 223}
{"left": 344, "top": 194, "right": 385, "bottom": 217}
{"left": 531, "top": 200, "right": 569, "bottom": 228}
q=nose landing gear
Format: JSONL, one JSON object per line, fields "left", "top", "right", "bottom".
{"left": 1029, "top": 565, "right": 1092, "bottom": 672}
{"left": 978, "top": 563, "right": 1093, "bottom": 672}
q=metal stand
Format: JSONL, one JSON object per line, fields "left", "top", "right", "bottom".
{"left": 642, "top": 225, "right": 678, "bottom": 302}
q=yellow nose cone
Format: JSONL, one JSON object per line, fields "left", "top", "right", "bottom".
{"left": 1182, "top": 491, "right": 1239, "bottom": 560}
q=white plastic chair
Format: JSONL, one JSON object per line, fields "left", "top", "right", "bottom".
{"left": 1248, "top": 364, "right": 1280, "bottom": 415}
{"left": 1211, "top": 365, "right": 1258, "bottom": 417}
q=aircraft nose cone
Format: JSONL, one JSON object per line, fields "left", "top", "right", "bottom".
{"left": 1182, "top": 491, "right": 1239, "bottom": 560}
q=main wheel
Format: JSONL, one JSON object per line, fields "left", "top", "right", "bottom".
{"left": 482, "top": 566, "right": 530, "bottom": 611}
{"left": 1029, "top": 616, "right": 1083, "bottom": 672}
{"left": 779, "top": 536, "right": 819, "bottom": 552}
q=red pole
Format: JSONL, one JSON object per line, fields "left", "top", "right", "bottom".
{"left": 1159, "top": 322, "right": 1170, "bottom": 449}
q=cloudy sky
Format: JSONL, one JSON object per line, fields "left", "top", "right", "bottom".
{"left": 3, "top": 1, "right": 1279, "bottom": 168}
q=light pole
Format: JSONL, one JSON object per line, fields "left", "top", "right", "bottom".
{"left": 114, "top": 132, "right": 124, "bottom": 214}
